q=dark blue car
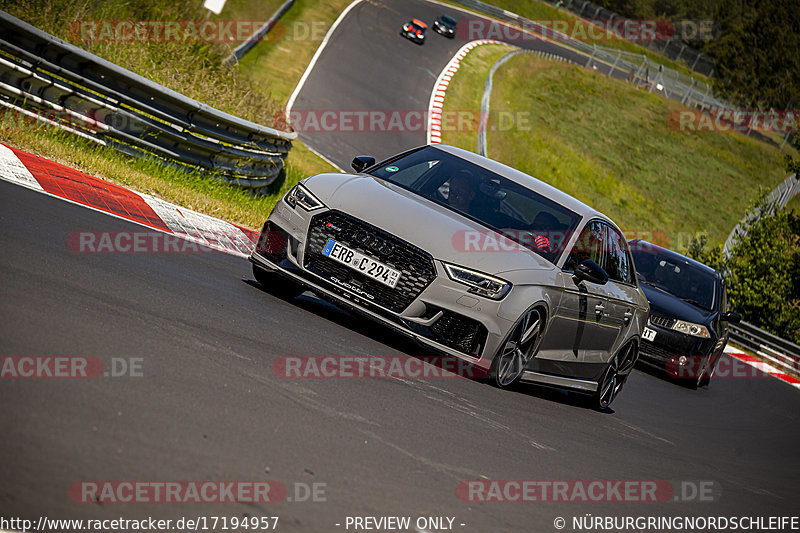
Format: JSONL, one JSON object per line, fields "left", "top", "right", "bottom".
{"left": 629, "top": 240, "right": 741, "bottom": 388}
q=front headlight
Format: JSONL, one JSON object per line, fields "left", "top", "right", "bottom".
{"left": 672, "top": 320, "right": 710, "bottom": 338}
{"left": 443, "top": 263, "right": 511, "bottom": 300}
{"left": 284, "top": 183, "right": 324, "bottom": 211}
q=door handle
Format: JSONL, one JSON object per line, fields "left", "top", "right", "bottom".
{"left": 595, "top": 304, "right": 605, "bottom": 315}
{"left": 624, "top": 311, "right": 633, "bottom": 323}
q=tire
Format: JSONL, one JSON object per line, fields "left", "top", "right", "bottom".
{"left": 253, "top": 264, "right": 303, "bottom": 299}
{"left": 593, "top": 342, "right": 638, "bottom": 410}
{"left": 490, "top": 307, "right": 544, "bottom": 389}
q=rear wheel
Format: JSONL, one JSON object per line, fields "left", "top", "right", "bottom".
{"left": 593, "top": 342, "right": 638, "bottom": 410}
{"left": 491, "top": 307, "right": 544, "bottom": 389}
{"left": 253, "top": 264, "right": 303, "bottom": 299}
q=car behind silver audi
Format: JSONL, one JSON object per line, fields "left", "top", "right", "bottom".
{"left": 250, "top": 145, "right": 649, "bottom": 409}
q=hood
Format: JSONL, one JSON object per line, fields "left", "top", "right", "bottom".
{"left": 304, "top": 173, "right": 554, "bottom": 275}
{"left": 641, "top": 283, "right": 714, "bottom": 325}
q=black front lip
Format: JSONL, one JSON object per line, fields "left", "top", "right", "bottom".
{"left": 249, "top": 251, "right": 485, "bottom": 362}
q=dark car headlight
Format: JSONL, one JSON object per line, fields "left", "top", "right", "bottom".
{"left": 670, "top": 319, "right": 711, "bottom": 338}
{"left": 284, "top": 183, "right": 325, "bottom": 211}
{"left": 443, "top": 263, "right": 511, "bottom": 300}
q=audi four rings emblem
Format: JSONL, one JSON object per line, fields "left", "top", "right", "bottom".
{"left": 352, "top": 230, "right": 394, "bottom": 256}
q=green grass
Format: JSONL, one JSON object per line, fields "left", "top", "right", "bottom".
{"left": 441, "top": 51, "right": 797, "bottom": 249}
{"left": 234, "top": 0, "right": 354, "bottom": 106}
{"left": 438, "top": 44, "right": 518, "bottom": 152}
{"left": 0, "top": 0, "right": 340, "bottom": 229}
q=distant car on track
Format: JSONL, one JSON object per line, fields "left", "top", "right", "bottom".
{"left": 401, "top": 19, "right": 427, "bottom": 44}
{"left": 250, "top": 145, "right": 649, "bottom": 409}
{"left": 629, "top": 240, "right": 741, "bottom": 388}
{"left": 433, "top": 14, "right": 457, "bottom": 38}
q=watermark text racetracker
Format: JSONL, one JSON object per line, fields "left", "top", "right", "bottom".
{"left": 273, "top": 356, "right": 484, "bottom": 379}
{"left": 69, "top": 481, "right": 326, "bottom": 504}
{"left": 458, "top": 479, "right": 721, "bottom": 502}
{"left": 68, "top": 19, "right": 328, "bottom": 44}
{"left": 0, "top": 356, "right": 143, "bottom": 379}
{"left": 288, "top": 109, "right": 534, "bottom": 133}
{"left": 457, "top": 18, "right": 715, "bottom": 43}
{"left": 67, "top": 231, "right": 252, "bottom": 255}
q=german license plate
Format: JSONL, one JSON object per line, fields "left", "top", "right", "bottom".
{"left": 642, "top": 327, "right": 657, "bottom": 342}
{"left": 322, "top": 239, "right": 401, "bottom": 288}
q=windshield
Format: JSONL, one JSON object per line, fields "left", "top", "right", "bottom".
{"left": 441, "top": 15, "right": 456, "bottom": 27}
{"left": 369, "top": 146, "right": 582, "bottom": 263}
{"left": 630, "top": 247, "right": 717, "bottom": 310}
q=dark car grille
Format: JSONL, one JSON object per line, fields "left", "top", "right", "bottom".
{"left": 639, "top": 340, "right": 678, "bottom": 363}
{"left": 304, "top": 211, "right": 437, "bottom": 313}
{"left": 649, "top": 315, "right": 676, "bottom": 329}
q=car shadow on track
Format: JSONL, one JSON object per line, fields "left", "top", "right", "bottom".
{"left": 246, "top": 279, "right": 613, "bottom": 411}
{"left": 634, "top": 361, "right": 701, "bottom": 390}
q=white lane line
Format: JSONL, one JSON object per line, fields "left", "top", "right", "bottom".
{"left": 0, "top": 144, "right": 43, "bottom": 191}
{"left": 285, "top": 0, "right": 363, "bottom": 124}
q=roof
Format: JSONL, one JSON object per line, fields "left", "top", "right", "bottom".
{"left": 628, "top": 239, "right": 720, "bottom": 276}
{"left": 411, "top": 19, "right": 428, "bottom": 28}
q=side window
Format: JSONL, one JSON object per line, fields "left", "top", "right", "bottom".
{"left": 564, "top": 220, "right": 605, "bottom": 271}
{"left": 604, "top": 225, "right": 634, "bottom": 284}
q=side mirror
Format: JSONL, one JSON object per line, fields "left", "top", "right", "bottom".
{"left": 573, "top": 259, "right": 608, "bottom": 286}
{"left": 721, "top": 311, "right": 741, "bottom": 324}
{"left": 351, "top": 156, "right": 376, "bottom": 173}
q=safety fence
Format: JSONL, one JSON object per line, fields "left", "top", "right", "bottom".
{"left": 730, "top": 321, "right": 800, "bottom": 378}
{"left": 723, "top": 173, "right": 800, "bottom": 256}
{"left": 451, "top": 0, "right": 731, "bottom": 111}
{"left": 539, "top": 0, "right": 714, "bottom": 77}
{"left": 0, "top": 11, "right": 296, "bottom": 193}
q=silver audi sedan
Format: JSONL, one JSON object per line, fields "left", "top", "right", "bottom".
{"left": 250, "top": 145, "right": 649, "bottom": 409}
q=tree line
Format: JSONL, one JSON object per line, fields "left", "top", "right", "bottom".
{"left": 597, "top": 0, "right": 799, "bottom": 109}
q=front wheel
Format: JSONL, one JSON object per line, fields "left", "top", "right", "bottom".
{"left": 253, "top": 264, "right": 303, "bottom": 299}
{"left": 593, "top": 342, "right": 638, "bottom": 410}
{"left": 491, "top": 307, "right": 544, "bottom": 389}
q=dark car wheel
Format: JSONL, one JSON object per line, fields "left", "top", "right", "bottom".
{"left": 253, "top": 264, "right": 303, "bottom": 299}
{"left": 593, "top": 342, "right": 638, "bottom": 410}
{"left": 491, "top": 307, "right": 544, "bottom": 389}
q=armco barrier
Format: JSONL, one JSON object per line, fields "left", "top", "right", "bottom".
{"left": 0, "top": 11, "right": 296, "bottom": 193}
{"left": 223, "top": 0, "right": 295, "bottom": 65}
{"left": 729, "top": 321, "right": 800, "bottom": 378}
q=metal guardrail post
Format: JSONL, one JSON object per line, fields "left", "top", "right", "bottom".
{"left": 609, "top": 49, "right": 621, "bottom": 77}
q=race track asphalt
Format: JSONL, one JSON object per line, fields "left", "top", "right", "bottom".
{"left": 2, "top": 180, "right": 800, "bottom": 530}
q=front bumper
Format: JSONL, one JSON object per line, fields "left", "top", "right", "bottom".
{"left": 434, "top": 24, "right": 455, "bottom": 37}
{"left": 250, "top": 203, "right": 519, "bottom": 371}
{"left": 638, "top": 321, "right": 719, "bottom": 379}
